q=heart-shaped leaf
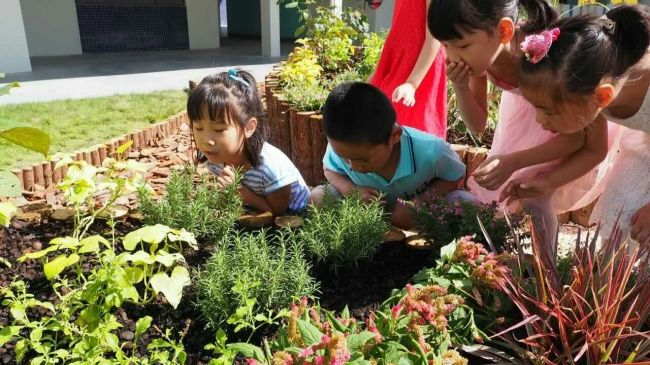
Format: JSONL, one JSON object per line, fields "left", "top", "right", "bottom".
{"left": 123, "top": 250, "right": 156, "bottom": 265}
{"left": 154, "top": 250, "right": 184, "bottom": 267}
{"left": 44, "top": 253, "right": 80, "bottom": 280}
{"left": 150, "top": 266, "right": 190, "bottom": 309}
{"left": 78, "top": 235, "right": 109, "bottom": 254}
{"left": 123, "top": 225, "right": 172, "bottom": 251}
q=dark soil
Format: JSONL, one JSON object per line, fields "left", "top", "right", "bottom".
{"left": 0, "top": 213, "right": 437, "bottom": 364}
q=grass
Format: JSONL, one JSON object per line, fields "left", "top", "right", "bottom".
{"left": 0, "top": 90, "right": 187, "bottom": 169}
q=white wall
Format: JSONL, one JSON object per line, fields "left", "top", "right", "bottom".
{"left": 20, "top": 0, "right": 82, "bottom": 57}
{"left": 0, "top": 0, "right": 31, "bottom": 73}
{"left": 187, "top": 0, "right": 221, "bottom": 49}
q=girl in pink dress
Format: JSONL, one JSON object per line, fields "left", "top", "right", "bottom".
{"left": 428, "top": 0, "right": 610, "bottom": 258}
{"left": 503, "top": 5, "right": 650, "bottom": 246}
{"left": 370, "top": 0, "right": 447, "bottom": 138}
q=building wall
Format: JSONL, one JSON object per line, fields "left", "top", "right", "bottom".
{"left": 186, "top": 0, "right": 221, "bottom": 49}
{"left": 0, "top": 0, "right": 31, "bottom": 72}
{"left": 227, "top": 0, "right": 300, "bottom": 39}
{"left": 20, "top": 0, "right": 82, "bottom": 57}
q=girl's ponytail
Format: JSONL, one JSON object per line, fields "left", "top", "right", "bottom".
{"left": 606, "top": 5, "right": 650, "bottom": 77}
{"left": 519, "top": 0, "right": 558, "bottom": 33}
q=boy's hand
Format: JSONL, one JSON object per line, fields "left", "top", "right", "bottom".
{"left": 356, "top": 187, "right": 381, "bottom": 203}
{"left": 392, "top": 83, "right": 416, "bottom": 107}
{"left": 390, "top": 201, "right": 415, "bottom": 230}
{"left": 446, "top": 60, "right": 471, "bottom": 87}
{"left": 473, "top": 154, "right": 520, "bottom": 191}
{"left": 499, "top": 175, "right": 552, "bottom": 204}
{"left": 631, "top": 203, "right": 650, "bottom": 246}
{"left": 215, "top": 165, "right": 236, "bottom": 189}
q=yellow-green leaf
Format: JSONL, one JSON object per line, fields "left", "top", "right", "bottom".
{"left": 0, "top": 202, "right": 17, "bottom": 227}
{"left": 0, "top": 127, "right": 51, "bottom": 158}
{"left": 115, "top": 141, "right": 133, "bottom": 155}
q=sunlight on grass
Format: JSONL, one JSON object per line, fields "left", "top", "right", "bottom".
{"left": 0, "top": 90, "right": 187, "bottom": 169}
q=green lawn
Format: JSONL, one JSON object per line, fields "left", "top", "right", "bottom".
{"left": 0, "top": 90, "right": 187, "bottom": 169}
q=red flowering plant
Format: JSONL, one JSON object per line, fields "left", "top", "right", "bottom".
{"left": 469, "top": 225, "right": 650, "bottom": 364}
{"left": 207, "top": 288, "right": 479, "bottom": 364}
{"left": 411, "top": 237, "right": 515, "bottom": 333}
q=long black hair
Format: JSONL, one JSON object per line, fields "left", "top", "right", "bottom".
{"left": 428, "top": 0, "right": 558, "bottom": 40}
{"left": 520, "top": 5, "right": 650, "bottom": 100}
{"left": 187, "top": 69, "right": 268, "bottom": 167}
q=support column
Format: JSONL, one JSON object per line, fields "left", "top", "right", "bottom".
{"left": 187, "top": 0, "right": 221, "bottom": 49}
{"left": 367, "top": 0, "right": 394, "bottom": 33}
{"left": 330, "top": 0, "right": 343, "bottom": 16}
{"left": 261, "top": 0, "right": 280, "bottom": 57}
{"left": 0, "top": 0, "right": 31, "bottom": 73}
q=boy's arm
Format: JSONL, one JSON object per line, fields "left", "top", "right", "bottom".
{"left": 426, "top": 141, "right": 467, "bottom": 196}
{"left": 324, "top": 168, "right": 380, "bottom": 202}
{"left": 474, "top": 131, "right": 586, "bottom": 190}
{"left": 500, "top": 115, "right": 609, "bottom": 202}
{"left": 324, "top": 168, "right": 357, "bottom": 196}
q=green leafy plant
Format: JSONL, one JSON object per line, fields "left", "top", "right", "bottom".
{"left": 279, "top": 39, "right": 323, "bottom": 88}
{"left": 282, "top": 81, "right": 330, "bottom": 112}
{"left": 298, "top": 193, "right": 390, "bottom": 272}
{"left": 358, "top": 31, "right": 387, "bottom": 80}
{"left": 0, "top": 73, "right": 50, "bottom": 226}
{"left": 412, "top": 237, "right": 515, "bottom": 333}
{"left": 209, "top": 286, "right": 481, "bottom": 364}
{"left": 409, "top": 191, "right": 522, "bottom": 249}
{"left": 195, "top": 229, "right": 318, "bottom": 335}
{"left": 473, "top": 225, "right": 650, "bottom": 364}
{"left": 0, "top": 278, "right": 188, "bottom": 364}
{"left": 138, "top": 166, "right": 242, "bottom": 243}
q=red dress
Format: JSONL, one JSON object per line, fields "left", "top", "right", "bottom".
{"left": 370, "top": 0, "right": 447, "bottom": 138}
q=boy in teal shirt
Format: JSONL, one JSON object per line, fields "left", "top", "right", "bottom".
{"left": 311, "top": 82, "right": 474, "bottom": 229}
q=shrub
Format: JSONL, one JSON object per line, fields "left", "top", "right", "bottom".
{"left": 298, "top": 193, "right": 390, "bottom": 271}
{"left": 279, "top": 39, "right": 323, "bottom": 88}
{"left": 358, "top": 31, "right": 386, "bottom": 80}
{"left": 137, "top": 167, "right": 242, "bottom": 243}
{"left": 195, "top": 229, "right": 318, "bottom": 333}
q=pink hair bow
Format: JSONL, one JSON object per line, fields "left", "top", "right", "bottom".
{"left": 520, "top": 28, "right": 560, "bottom": 64}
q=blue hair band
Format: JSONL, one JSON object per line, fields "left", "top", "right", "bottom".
{"left": 228, "top": 69, "right": 250, "bottom": 87}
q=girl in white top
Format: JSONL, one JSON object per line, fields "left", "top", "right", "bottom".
{"left": 501, "top": 5, "right": 650, "bottom": 246}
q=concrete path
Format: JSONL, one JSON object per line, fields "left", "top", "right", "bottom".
{"left": 1, "top": 38, "right": 293, "bottom": 105}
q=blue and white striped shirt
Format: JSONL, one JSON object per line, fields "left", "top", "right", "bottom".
{"left": 206, "top": 143, "right": 310, "bottom": 212}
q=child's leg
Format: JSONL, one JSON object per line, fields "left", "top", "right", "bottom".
{"left": 309, "top": 184, "right": 341, "bottom": 206}
{"left": 522, "top": 195, "right": 558, "bottom": 265}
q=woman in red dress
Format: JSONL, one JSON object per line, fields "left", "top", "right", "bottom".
{"left": 369, "top": 0, "right": 447, "bottom": 138}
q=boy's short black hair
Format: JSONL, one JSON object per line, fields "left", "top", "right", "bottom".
{"left": 322, "top": 82, "right": 396, "bottom": 144}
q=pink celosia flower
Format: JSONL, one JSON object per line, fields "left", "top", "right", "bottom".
{"left": 246, "top": 359, "right": 259, "bottom": 365}
{"left": 314, "top": 355, "right": 325, "bottom": 365}
{"left": 520, "top": 28, "right": 560, "bottom": 64}
{"left": 391, "top": 303, "right": 404, "bottom": 319}
{"left": 300, "top": 347, "right": 315, "bottom": 358}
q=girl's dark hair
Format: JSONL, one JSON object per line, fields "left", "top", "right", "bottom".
{"left": 520, "top": 5, "right": 650, "bottom": 99}
{"left": 428, "top": 0, "right": 557, "bottom": 40}
{"left": 187, "top": 69, "right": 268, "bottom": 167}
